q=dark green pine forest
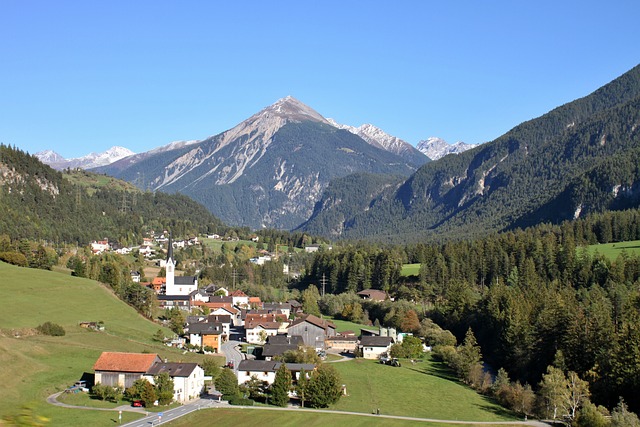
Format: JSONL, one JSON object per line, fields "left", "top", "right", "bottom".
{"left": 306, "top": 208, "right": 640, "bottom": 413}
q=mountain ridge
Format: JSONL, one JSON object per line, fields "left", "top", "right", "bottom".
{"left": 95, "top": 97, "right": 420, "bottom": 229}
{"left": 299, "top": 64, "right": 640, "bottom": 241}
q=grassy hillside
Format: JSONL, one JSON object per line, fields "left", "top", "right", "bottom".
{"left": 0, "top": 261, "right": 222, "bottom": 426}
{"left": 167, "top": 357, "right": 516, "bottom": 426}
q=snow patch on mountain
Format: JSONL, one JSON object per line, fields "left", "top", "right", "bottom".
{"left": 416, "top": 137, "right": 477, "bottom": 160}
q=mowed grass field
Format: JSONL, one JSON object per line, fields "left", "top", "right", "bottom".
{"left": 166, "top": 358, "right": 516, "bottom": 426}
{"left": 0, "top": 261, "right": 223, "bottom": 426}
{"left": 331, "top": 358, "right": 513, "bottom": 421}
{"left": 583, "top": 239, "right": 640, "bottom": 260}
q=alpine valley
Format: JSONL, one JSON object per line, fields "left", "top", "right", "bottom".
{"left": 92, "top": 96, "right": 428, "bottom": 230}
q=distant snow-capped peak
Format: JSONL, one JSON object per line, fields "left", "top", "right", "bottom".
{"left": 35, "top": 146, "right": 136, "bottom": 170}
{"left": 34, "top": 150, "right": 65, "bottom": 164}
{"left": 416, "top": 137, "right": 477, "bottom": 160}
{"left": 327, "top": 119, "right": 410, "bottom": 154}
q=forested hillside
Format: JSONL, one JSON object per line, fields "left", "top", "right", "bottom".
{"left": 0, "top": 144, "right": 224, "bottom": 244}
{"left": 306, "top": 207, "right": 640, "bottom": 414}
{"left": 301, "top": 64, "right": 640, "bottom": 242}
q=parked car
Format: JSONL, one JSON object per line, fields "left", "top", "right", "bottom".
{"left": 132, "top": 400, "right": 143, "bottom": 407}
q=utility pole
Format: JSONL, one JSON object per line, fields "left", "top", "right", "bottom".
{"left": 321, "top": 273, "right": 327, "bottom": 297}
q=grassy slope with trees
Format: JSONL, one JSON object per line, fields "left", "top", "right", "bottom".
{"left": 0, "top": 144, "right": 225, "bottom": 245}
{"left": 0, "top": 261, "right": 223, "bottom": 425}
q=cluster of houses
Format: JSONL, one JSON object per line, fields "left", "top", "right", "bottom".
{"left": 84, "top": 233, "right": 409, "bottom": 405}
{"left": 89, "top": 232, "right": 201, "bottom": 257}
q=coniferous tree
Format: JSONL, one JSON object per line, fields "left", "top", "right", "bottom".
{"left": 270, "top": 364, "right": 292, "bottom": 407}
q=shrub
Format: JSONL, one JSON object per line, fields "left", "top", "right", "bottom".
{"left": 228, "top": 396, "right": 254, "bottom": 406}
{"left": 0, "top": 251, "right": 28, "bottom": 267}
{"left": 36, "top": 321, "right": 65, "bottom": 336}
{"left": 91, "top": 383, "right": 123, "bottom": 402}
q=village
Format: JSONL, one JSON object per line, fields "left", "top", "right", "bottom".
{"left": 80, "top": 233, "right": 406, "bottom": 410}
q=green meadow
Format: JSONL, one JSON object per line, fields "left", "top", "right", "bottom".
{"left": 582, "top": 239, "right": 640, "bottom": 260}
{"left": 0, "top": 261, "right": 223, "bottom": 426}
{"left": 166, "top": 358, "right": 517, "bottom": 426}
{"left": 401, "top": 263, "right": 421, "bottom": 277}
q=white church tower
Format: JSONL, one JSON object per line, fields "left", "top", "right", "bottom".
{"left": 165, "top": 234, "right": 176, "bottom": 293}
{"left": 164, "top": 234, "right": 198, "bottom": 296}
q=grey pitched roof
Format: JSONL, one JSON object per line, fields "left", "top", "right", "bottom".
{"left": 266, "top": 335, "right": 303, "bottom": 345}
{"left": 289, "top": 314, "right": 336, "bottom": 331}
{"left": 360, "top": 336, "right": 394, "bottom": 347}
{"left": 261, "top": 343, "right": 298, "bottom": 357}
{"left": 237, "top": 360, "right": 315, "bottom": 373}
{"left": 187, "top": 322, "right": 223, "bottom": 335}
{"left": 186, "top": 315, "right": 206, "bottom": 325}
{"left": 146, "top": 362, "right": 199, "bottom": 378}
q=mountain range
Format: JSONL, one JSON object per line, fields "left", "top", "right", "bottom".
{"left": 35, "top": 146, "right": 135, "bottom": 170}
{"left": 31, "top": 63, "right": 640, "bottom": 241}
{"left": 300, "top": 64, "right": 640, "bottom": 241}
{"left": 91, "top": 96, "right": 428, "bottom": 230}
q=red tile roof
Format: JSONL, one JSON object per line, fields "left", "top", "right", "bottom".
{"left": 93, "top": 352, "right": 161, "bottom": 373}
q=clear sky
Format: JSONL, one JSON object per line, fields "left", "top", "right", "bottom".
{"left": 1, "top": 1, "right": 639, "bottom": 158}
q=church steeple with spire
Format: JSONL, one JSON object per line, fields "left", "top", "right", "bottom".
{"left": 165, "top": 233, "right": 175, "bottom": 293}
{"left": 163, "top": 232, "right": 198, "bottom": 297}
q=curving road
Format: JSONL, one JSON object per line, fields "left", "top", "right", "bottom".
{"left": 47, "top": 391, "right": 551, "bottom": 426}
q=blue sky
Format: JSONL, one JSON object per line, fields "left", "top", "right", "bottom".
{"left": 1, "top": 1, "right": 639, "bottom": 158}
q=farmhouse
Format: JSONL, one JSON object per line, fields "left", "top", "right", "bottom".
{"left": 93, "top": 352, "right": 162, "bottom": 388}
{"left": 186, "top": 322, "right": 224, "bottom": 352}
{"left": 236, "top": 360, "right": 315, "bottom": 386}
{"left": 144, "top": 362, "right": 205, "bottom": 402}
{"left": 287, "top": 314, "right": 336, "bottom": 350}
{"left": 359, "top": 336, "right": 394, "bottom": 360}
{"left": 93, "top": 352, "right": 205, "bottom": 403}
{"left": 357, "top": 289, "right": 388, "bottom": 302}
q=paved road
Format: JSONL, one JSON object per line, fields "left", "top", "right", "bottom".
{"left": 120, "top": 398, "right": 224, "bottom": 427}
{"left": 221, "top": 334, "right": 244, "bottom": 372}
{"left": 47, "top": 391, "right": 550, "bottom": 426}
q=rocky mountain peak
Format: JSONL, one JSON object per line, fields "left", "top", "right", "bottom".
{"left": 262, "top": 96, "right": 330, "bottom": 124}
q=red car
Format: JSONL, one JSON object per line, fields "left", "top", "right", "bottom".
{"left": 132, "top": 400, "right": 143, "bottom": 407}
